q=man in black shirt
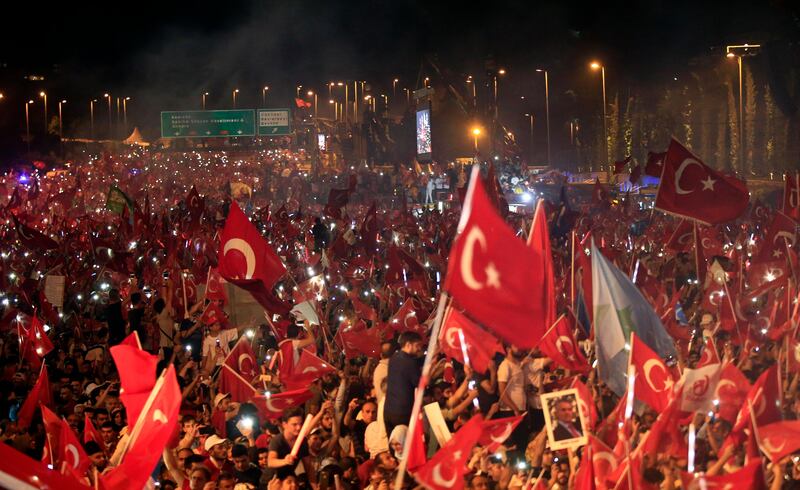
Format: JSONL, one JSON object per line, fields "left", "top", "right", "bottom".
{"left": 231, "top": 444, "right": 261, "bottom": 487}
{"left": 266, "top": 408, "right": 308, "bottom": 481}
{"left": 105, "top": 289, "right": 125, "bottom": 345}
{"left": 127, "top": 292, "right": 146, "bottom": 345}
{"left": 383, "top": 331, "right": 424, "bottom": 435}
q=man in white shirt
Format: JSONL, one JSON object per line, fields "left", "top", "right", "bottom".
{"left": 373, "top": 341, "right": 394, "bottom": 402}
{"left": 201, "top": 308, "right": 254, "bottom": 371}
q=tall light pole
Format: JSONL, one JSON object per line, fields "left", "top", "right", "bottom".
{"left": 726, "top": 44, "right": 760, "bottom": 173}
{"left": 590, "top": 62, "right": 607, "bottom": 169}
{"left": 466, "top": 75, "right": 477, "bottom": 109}
{"left": 123, "top": 97, "right": 130, "bottom": 132}
{"left": 90, "top": 99, "right": 96, "bottom": 139}
{"left": 232, "top": 89, "right": 239, "bottom": 108}
{"left": 296, "top": 85, "right": 303, "bottom": 98}
{"left": 58, "top": 100, "right": 66, "bottom": 140}
{"left": 104, "top": 93, "right": 112, "bottom": 137}
{"left": 262, "top": 86, "right": 270, "bottom": 106}
{"left": 381, "top": 94, "right": 388, "bottom": 115}
{"left": 536, "top": 68, "right": 551, "bottom": 165}
{"left": 39, "top": 92, "right": 47, "bottom": 133}
{"left": 202, "top": 92, "right": 208, "bottom": 110}
{"left": 524, "top": 113, "right": 535, "bottom": 164}
{"left": 25, "top": 100, "right": 33, "bottom": 153}
{"left": 307, "top": 90, "right": 317, "bottom": 118}
{"left": 404, "top": 88, "right": 411, "bottom": 106}
{"left": 492, "top": 68, "right": 506, "bottom": 155}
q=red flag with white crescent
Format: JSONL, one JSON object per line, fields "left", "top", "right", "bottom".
{"left": 680, "top": 459, "right": 765, "bottom": 490}
{"left": 527, "top": 199, "right": 557, "bottom": 334}
{"left": 438, "top": 306, "right": 504, "bottom": 375}
{"left": 537, "top": 314, "right": 589, "bottom": 373}
{"left": 783, "top": 171, "right": 800, "bottom": 221}
{"left": 218, "top": 364, "right": 259, "bottom": 403}
{"left": 629, "top": 333, "right": 675, "bottom": 412}
{"left": 444, "top": 171, "right": 545, "bottom": 348}
{"left": 654, "top": 138, "right": 749, "bottom": 225}
{"left": 414, "top": 414, "right": 484, "bottom": 490}
{"left": 205, "top": 267, "right": 229, "bottom": 304}
{"left": 477, "top": 414, "right": 524, "bottom": 452}
{"left": 224, "top": 337, "right": 259, "bottom": 379}
{"left": 756, "top": 420, "right": 800, "bottom": 463}
{"left": 252, "top": 388, "right": 314, "bottom": 421}
{"left": 17, "top": 363, "right": 51, "bottom": 429}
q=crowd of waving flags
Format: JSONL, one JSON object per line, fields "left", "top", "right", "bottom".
{"left": 3, "top": 136, "right": 800, "bottom": 489}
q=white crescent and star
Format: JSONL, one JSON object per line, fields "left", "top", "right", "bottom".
{"left": 774, "top": 231, "right": 796, "bottom": 247}
{"left": 65, "top": 444, "right": 80, "bottom": 469}
{"left": 762, "top": 437, "right": 786, "bottom": 455}
{"left": 555, "top": 336, "right": 576, "bottom": 361}
{"left": 460, "top": 226, "right": 501, "bottom": 291}
{"left": 431, "top": 454, "right": 460, "bottom": 488}
{"left": 489, "top": 423, "right": 514, "bottom": 444}
{"left": 643, "top": 359, "right": 671, "bottom": 392}
{"left": 238, "top": 353, "right": 256, "bottom": 374}
{"left": 153, "top": 409, "right": 168, "bottom": 424}
{"left": 674, "top": 158, "right": 707, "bottom": 195}
{"left": 714, "top": 379, "right": 737, "bottom": 399}
{"left": 223, "top": 238, "right": 256, "bottom": 279}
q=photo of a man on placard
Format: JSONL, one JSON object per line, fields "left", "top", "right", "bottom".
{"left": 552, "top": 396, "right": 583, "bottom": 441}
{"left": 540, "top": 388, "right": 587, "bottom": 450}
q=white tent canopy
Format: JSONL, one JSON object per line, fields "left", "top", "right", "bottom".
{"left": 123, "top": 127, "right": 149, "bottom": 146}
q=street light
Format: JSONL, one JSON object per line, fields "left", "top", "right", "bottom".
{"left": 202, "top": 92, "right": 209, "bottom": 110}
{"left": 0, "top": 93, "right": 4, "bottom": 100}
{"left": 536, "top": 68, "right": 551, "bottom": 165}
{"left": 590, "top": 61, "right": 607, "bottom": 169}
{"left": 58, "top": 100, "right": 66, "bottom": 141}
{"left": 492, "top": 68, "right": 506, "bottom": 153}
{"left": 524, "top": 113, "right": 535, "bottom": 164}
{"left": 471, "top": 127, "right": 481, "bottom": 155}
{"left": 123, "top": 97, "right": 130, "bottom": 131}
{"left": 307, "top": 90, "right": 317, "bottom": 117}
{"left": 392, "top": 78, "right": 399, "bottom": 97}
{"left": 232, "top": 89, "right": 239, "bottom": 108}
{"left": 104, "top": 93, "right": 112, "bottom": 136}
{"left": 25, "top": 100, "right": 33, "bottom": 153}
{"left": 39, "top": 91, "right": 47, "bottom": 133}
{"left": 424, "top": 77, "right": 430, "bottom": 88}
{"left": 466, "top": 75, "right": 476, "bottom": 109}
{"left": 296, "top": 85, "right": 303, "bottom": 98}
{"left": 90, "top": 99, "right": 97, "bottom": 139}
{"left": 726, "top": 44, "right": 761, "bottom": 172}
{"left": 262, "top": 86, "right": 270, "bottom": 106}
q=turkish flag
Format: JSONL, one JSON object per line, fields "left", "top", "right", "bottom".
{"left": 0, "top": 442, "right": 89, "bottom": 490}
{"left": 755, "top": 211, "right": 796, "bottom": 264}
{"left": 40, "top": 404, "right": 62, "bottom": 467}
{"left": 477, "top": 414, "right": 524, "bottom": 452}
{"left": 292, "top": 274, "right": 327, "bottom": 304}
{"left": 101, "top": 365, "right": 182, "bottom": 490}
{"left": 407, "top": 412, "right": 427, "bottom": 472}
{"left": 20, "top": 315, "right": 54, "bottom": 366}
{"left": 205, "top": 267, "right": 229, "bottom": 304}
{"left": 783, "top": 171, "right": 800, "bottom": 221}
{"left": 58, "top": 416, "right": 91, "bottom": 476}
{"left": 732, "top": 364, "right": 781, "bottom": 434}
{"left": 325, "top": 187, "right": 350, "bottom": 219}
{"left": 654, "top": 138, "right": 749, "bottom": 225}
{"left": 224, "top": 337, "right": 259, "bottom": 379}
{"left": 644, "top": 151, "right": 666, "bottom": 177}
{"left": 696, "top": 337, "right": 721, "bottom": 368}
{"left": 630, "top": 333, "right": 675, "bottom": 412}
{"left": 444, "top": 172, "right": 545, "bottom": 349}
{"left": 680, "top": 459, "right": 765, "bottom": 490}
{"left": 17, "top": 363, "right": 50, "bottom": 429}
{"left": 527, "top": 199, "right": 557, "bottom": 333}
{"left": 640, "top": 394, "right": 687, "bottom": 459}
{"left": 14, "top": 216, "right": 59, "bottom": 250}
{"left": 665, "top": 219, "right": 693, "bottom": 252}
{"left": 337, "top": 323, "right": 382, "bottom": 358}
{"left": 287, "top": 350, "right": 335, "bottom": 383}
{"left": 386, "top": 245, "right": 428, "bottom": 290}
{"left": 571, "top": 378, "right": 599, "bottom": 431}
{"left": 360, "top": 202, "right": 379, "bottom": 249}
{"left": 219, "top": 202, "right": 290, "bottom": 315}
{"left": 200, "top": 303, "right": 227, "bottom": 326}
{"left": 252, "top": 388, "right": 314, "bottom": 421}
{"left": 83, "top": 413, "right": 103, "bottom": 446}
{"left": 586, "top": 435, "right": 620, "bottom": 490}
{"left": 715, "top": 362, "right": 751, "bottom": 423}
{"left": 438, "top": 306, "right": 503, "bottom": 374}
{"left": 350, "top": 295, "right": 378, "bottom": 322}
{"left": 414, "top": 414, "right": 484, "bottom": 490}
{"left": 109, "top": 340, "right": 158, "bottom": 427}
{"left": 218, "top": 364, "right": 259, "bottom": 403}
{"left": 757, "top": 420, "right": 800, "bottom": 462}
{"left": 538, "top": 314, "right": 588, "bottom": 373}
{"left": 613, "top": 156, "right": 631, "bottom": 174}
{"left": 185, "top": 185, "right": 204, "bottom": 223}
{"left": 389, "top": 298, "right": 424, "bottom": 334}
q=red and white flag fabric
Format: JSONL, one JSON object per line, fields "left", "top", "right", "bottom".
{"left": 587, "top": 435, "right": 620, "bottom": 490}
{"left": 714, "top": 362, "right": 751, "bottom": 423}
{"left": 444, "top": 168, "right": 545, "bottom": 348}
{"left": 20, "top": 314, "right": 54, "bottom": 366}
{"left": 732, "top": 364, "right": 781, "bottom": 434}
{"left": 757, "top": 420, "right": 800, "bottom": 462}
{"left": 527, "top": 199, "right": 557, "bottom": 334}
{"left": 109, "top": 337, "right": 159, "bottom": 427}
{"left": 680, "top": 459, "right": 765, "bottom": 490}
{"left": 337, "top": 322, "right": 382, "bottom": 359}
{"left": 282, "top": 350, "right": 336, "bottom": 391}
{"left": 253, "top": 388, "right": 314, "bottom": 421}
{"left": 696, "top": 337, "right": 721, "bottom": 368}
{"left": 414, "top": 414, "right": 484, "bottom": 490}
{"left": 572, "top": 378, "right": 599, "bottom": 430}
{"left": 629, "top": 332, "right": 675, "bottom": 412}
{"left": 205, "top": 267, "right": 228, "bottom": 303}
{"left": 13, "top": 216, "right": 59, "bottom": 250}
{"left": 218, "top": 364, "right": 259, "bottom": 403}
{"left": 477, "top": 414, "right": 524, "bottom": 452}
{"left": 784, "top": 171, "right": 800, "bottom": 221}
{"left": 644, "top": 151, "right": 666, "bottom": 178}
{"left": 438, "top": 306, "right": 504, "bottom": 375}
{"left": 58, "top": 415, "right": 91, "bottom": 477}
{"left": 679, "top": 362, "right": 721, "bottom": 413}
{"left": 218, "top": 202, "right": 290, "bottom": 315}
{"left": 0, "top": 442, "right": 88, "bottom": 490}
{"left": 17, "top": 363, "right": 50, "bottom": 429}
{"left": 83, "top": 413, "right": 103, "bottom": 446}
{"left": 388, "top": 298, "right": 424, "bottom": 334}
{"left": 224, "top": 336, "right": 259, "bottom": 380}
{"left": 655, "top": 138, "right": 749, "bottom": 225}
{"left": 538, "top": 314, "right": 589, "bottom": 373}
{"left": 101, "top": 365, "right": 182, "bottom": 490}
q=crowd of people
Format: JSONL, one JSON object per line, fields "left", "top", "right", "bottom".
{"left": 0, "top": 142, "right": 798, "bottom": 490}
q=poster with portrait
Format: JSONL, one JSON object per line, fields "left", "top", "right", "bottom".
{"left": 540, "top": 388, "right": 588, "bottom": 451}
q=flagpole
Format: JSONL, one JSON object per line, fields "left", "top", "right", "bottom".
{"left": 570, "top": 229, "right": 576, "bottom": 312}
{"left": 181, "top": 273, "right": 189, "bottom": 318}
{"left": 393, "top": 291, "right": 450, "bottom": 490}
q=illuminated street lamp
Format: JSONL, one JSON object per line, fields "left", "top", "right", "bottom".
{"left": 89, "top": 99, "right": 97, "bottom": 139}
{"left": 492, "top": 68, "right": 506, "bottom": 153}
{"left": 524, "top": 113, "right": 535, "bottom": 164}
{"left": 123, "top": 97, "right": 130, "bottom": 131}
{"left": 262, "top": 86, "right": 270, "bottom": 106}
{"left": 424, "top": 77, "right": 430, "bottom": 88}
{"left": 25, "top": 100, "right": 33, "bottom": 153}
{"left": 104, "top": 93, "right": 112, "bottom": 136}
{"left": 590, "top": 61, "right": 607, "bottom": 169}
{"left": 471, "top": 127, "right": 481, "bottom": 155}
{"left": 535, "top": 68, "right": 551, "bottom": 165}
{"left": 307, "top": 90, "right": 317, "bottom": 117}
{"left": 0, "top": 93, "right": 4, "bottom": 100}
{"left": 392, "top": 78, "right": 399, "bottom": 96}
{"left": 296, "top": 85, "right": 303, "bottom": 98}
{"left": 58, "top": 99, "right": 66, "bottom": 140}
{"left": 726, "top": 44, "right": 761, "bottom": 171}
{"left": 232, "top": 89, "right": 239, "bottom": 108}
{"left": 39, "top": 91, "right": 47, "bottom": 132}
{"left": 466, "top": 75, "right": 476, "bottom": 108}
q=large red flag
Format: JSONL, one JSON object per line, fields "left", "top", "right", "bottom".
{"left": 732, "top": 364, "right": 781, "bottom": 434}
{"left": 0, "top": 442, "right": 88, "bottom": 490}
{"left": 680, "top": 459, "right": 765, "bottom": 490}
{"left": 58, "top": 415, "right": 92, "bottom": 477}
{"left": 252, "top": 388, "right": 314, "bottom": 421}
{"left": 783, "top": 171, "right": 800, "bottom": 221}
{"left": 219, "top": 202, "right": 290, "bottom": 315}
{"left": 477, "top": 414, "right": 524, "bottom": 452}
{"left": 629, "top": 332, "right": 675, "bottom": 412}
{"left": 757, "top": 420, "right": 800, "bottom": 462}
{"left": 438, "top": 306, "right": 504, "bottom": 374}
{"left": 587, "top": 435, "right": 619, "bottom": 490}
{"left": 538, "top": 314, "right": 589, "bottom": 373}
{"left": 83, "top": 413, "right": 103, "bottom": 446}
{"left": 714, "top": 362, "right": 751, "bottom": 423}
{"left": 414, "top": 414, "right": 484, "bottom": 490}
{"left": 109, "top": 340, "right": 158, "bottom": 427}
{"left": 101, "top": 365, "right": 182, "bottom": 490}
{"left": 282, "top": 349, "right": 336, "bottom": 391}
{"left": 13, "top": 216, "right": 59, "bottom": 250}
{"left": 224, "top": 336, "right": 259, "bottom": 379}
{"left": 20, "top": 315, "right": 54, "bottom": 366}
{"left": 696, "top": 337, "right": 721, "bottom": 368}
{"left": 388, "top": 298, "right": 425, "bottom": 334}
{"left": 17, "top": 363, "right": 50, "bottom": 429}
{"left": 655, "top": 138, "right": 749, "bottom": 224}
{"left": 572, "top": 378, "right": 599, "bottom": 430}
{"left": 527, "top": 199, "right": 557, "bottom": 332}
{"left": 445, "top": 170, "right": 545, "bottom": 348}
{"left": 205, "top": 267, "right": 229, "bottom": 304}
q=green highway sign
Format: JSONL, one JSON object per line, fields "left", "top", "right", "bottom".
{"left": 257, "top": 109, "right": 292, "bottom": 136}
{"left": 160, "top": 110, "right": 255, "bottom": 138}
